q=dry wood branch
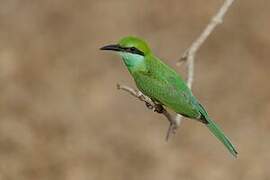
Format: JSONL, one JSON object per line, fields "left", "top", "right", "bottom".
{"left": 174, "top": 0, "right": 234, "bottom": 136}
{"left": 117, "top": 0, "right": 234, "bottom": 140}
{"left": 117, "top": 84, "right": 179, "bottom": 141}
{"left": 179, "top": 0, "right": 234, "bottom": 88}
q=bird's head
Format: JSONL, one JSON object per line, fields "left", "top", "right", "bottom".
{"left": 100, "top": 36, "right": 151, "bottom": 68}
{"left": 100, "top": 36, "right": 151, "bottom": 56}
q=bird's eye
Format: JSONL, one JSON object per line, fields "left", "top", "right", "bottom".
{"left": 130, "top": 47, "right": 136, "bottom": 52}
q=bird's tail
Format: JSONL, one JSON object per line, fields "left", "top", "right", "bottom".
{"left": 204, "top": 116, "right": 238, "bottom": 158}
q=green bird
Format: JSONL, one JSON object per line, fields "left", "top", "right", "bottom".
{"left": 100, "top": 36, "right": 238, "bottom": 157}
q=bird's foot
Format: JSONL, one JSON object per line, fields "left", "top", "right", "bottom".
{"left": 145, "top": 102, "right": 164, "bottom": 114}
{"left": 145, "top": 102, "right": 154, "bottom": 110}
{"left": 154, "top": 104, "right": 164, "bottom": 113}
{"left": 144, "top": 102, "right": 177, "bottom": 141}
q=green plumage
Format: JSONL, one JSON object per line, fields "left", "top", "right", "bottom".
{"left": 101, "top": 36, "right": 238, "bottom": 157}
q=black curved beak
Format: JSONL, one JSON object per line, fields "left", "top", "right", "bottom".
{"left": 100, "top": 44, "right": 123, "bottom": 52}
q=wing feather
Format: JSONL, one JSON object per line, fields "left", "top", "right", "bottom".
{"left": 133, "top": 70, "right": 200, "bottom": 118}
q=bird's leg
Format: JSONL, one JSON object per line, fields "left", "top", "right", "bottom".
{"left": 117, "top": 84, "right": 180, "bottom": 141}
{"left": 153, "top": 104, "right": 165, "bottom": 113}
{"left": 145, "top": 100, "right": 164, "bottom": 113}
{"left": 145, "top": 102, "right": 154, "bottom": 110}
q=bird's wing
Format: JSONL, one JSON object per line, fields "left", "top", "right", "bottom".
{"left": 134, "top": 71, "right": 201, "bottom": 118}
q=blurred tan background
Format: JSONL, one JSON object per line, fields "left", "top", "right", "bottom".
{"left": 0, "top": 0, "right": 270, "bottom": 179}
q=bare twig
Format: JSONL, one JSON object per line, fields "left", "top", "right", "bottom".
{"left": 180, "top": 0, "right": 234, "bottom": 88}
{"left": 117, "top": 0, "right": 234, "bottom": 140}
{"left": 117, "top": 84, "right": 178, "bottom": 140}
{"left": 116, "top": 84, "right": 154, "bottom": 106}
{"left": 174, "top": 0, "right": 234, "bottom": 137}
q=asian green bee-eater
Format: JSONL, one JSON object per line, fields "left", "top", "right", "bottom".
{"left": 100, "top": 36, "right": 238, "bottom": 157}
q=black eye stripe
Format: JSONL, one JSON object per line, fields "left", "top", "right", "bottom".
{"left": 124, "top": 47, "right": 144, "bottom": 56}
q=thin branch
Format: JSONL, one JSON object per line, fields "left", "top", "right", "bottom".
{"left": 116, "top": 84, "right": 154, "bottom": 108}
{"left": 180, "top": 0, "right": 234, "bottom": 88}
{"left": 117, "top": 84, "right": 178, "bottom": 140}
{"left": 117, "top": 0, "right": 234, "bottom": 140}
{"left": 175, "top": 0, "right": 234, "bottom": 134}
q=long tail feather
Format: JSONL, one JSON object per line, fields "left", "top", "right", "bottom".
{"left": 205, "top": 116, "right": 238, "bottom": 157}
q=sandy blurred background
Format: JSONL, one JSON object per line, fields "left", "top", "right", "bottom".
{"left": 0, "top": 0, "right": 269, "bottom": 179}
